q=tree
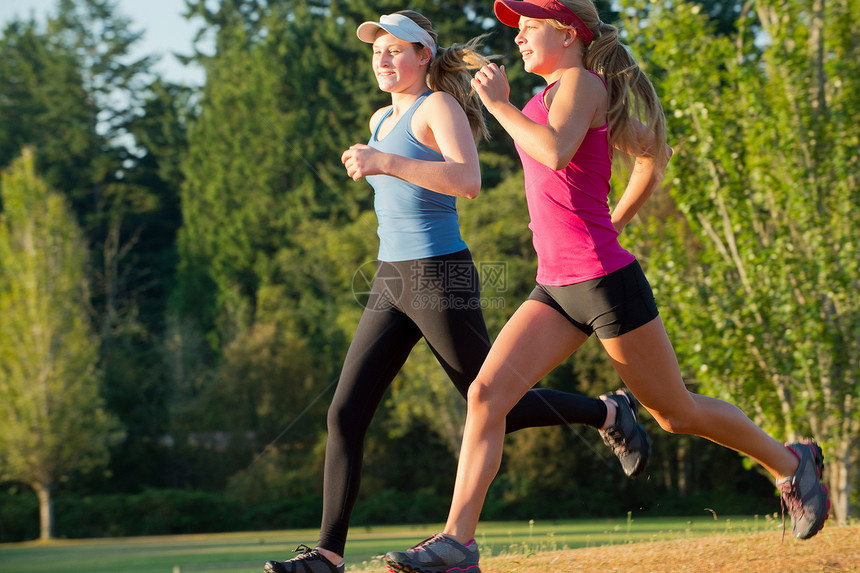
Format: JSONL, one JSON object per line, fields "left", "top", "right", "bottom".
{"left": 622, "top": 0, "right": 860, "bottom": 523}
{"left": 0, "top": 16, "right": 100, "bottom": 209}
{"left": 0, "top": 148, "right": 121, "bottom": 539}
{"left": 1, "top": 1, "right": 197, "bottom": 495}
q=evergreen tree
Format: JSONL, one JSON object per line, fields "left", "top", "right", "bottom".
{"left": 0, "top": 16, "right": 100, "bottom": 209}
{"left": 45, "top": 0, "right": 157, "bottom": 338}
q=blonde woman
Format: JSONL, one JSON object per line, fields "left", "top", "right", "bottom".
{"left": 384, "top": 1, "right": 829, "bottom": 571}
{"left": 263, "top": 10, "right": 649, "bottom": 573}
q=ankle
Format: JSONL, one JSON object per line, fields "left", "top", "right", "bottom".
{"left": 316, "top": 547, "right": 343, "bottom": 566}
{"left": 441, "top": 531, "right": 473, "bottom": 546}
{"left": 601, "top": 398, "right": 617, "bottom": 430}
{"left": 776, "top": 444, "right": 802, "bottom": 481}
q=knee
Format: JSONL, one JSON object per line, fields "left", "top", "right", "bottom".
{"left": 466, "top": 377, "right": 502, "bottom": 417}
{"left": 649, "top": 404, "right": 702, "bottom": 435}
{"left": 652, "top": 414, "right": 690, "bottom": 435}
{"left": 327, "top": 400, "right": 362, "bottom": 437}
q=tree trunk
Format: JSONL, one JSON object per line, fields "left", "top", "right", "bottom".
{"left": 32, "top": 481, "right": 54, "bottom": 540}
{"left": 828, "top": 442, "right": 856, "bottom": 526}
{"left": 677, "top": 442, "right": 689, "bottom": 497}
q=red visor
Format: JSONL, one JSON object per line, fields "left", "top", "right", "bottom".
{"left": 494, "top": 0, "right": 594, "bottom": 45}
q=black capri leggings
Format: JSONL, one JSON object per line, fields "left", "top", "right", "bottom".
{"left": 318, "top": 249, "right": 606, "bottom": 555}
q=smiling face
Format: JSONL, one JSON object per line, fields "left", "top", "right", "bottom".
{"left": 371, "top": 31, "right": 430, "bottom": 95}
{"left": 515, "top": 17, "right": 569, "bottom": 76}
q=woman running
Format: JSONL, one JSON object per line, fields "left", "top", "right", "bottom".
{"left": 384, "top": 2, "right": 829, "bottom": 572}
{"left": 263, "top": 10, "right": 649, "bottom": 573}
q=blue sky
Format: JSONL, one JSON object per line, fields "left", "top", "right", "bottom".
{"left": 0, "top": 0, "right": 207, "bottom": 85}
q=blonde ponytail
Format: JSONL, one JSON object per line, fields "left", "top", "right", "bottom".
{"left": 556, "top": 1, "right": 669, "bottom": 168}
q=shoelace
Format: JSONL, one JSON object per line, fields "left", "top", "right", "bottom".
{"left": 410, "top": 533, "right": 445, "bottom": 553}
{"left": 778, "top": 479, "right": 801, "bottom": 542}
{"left": 292, "top": 544, "right": 319, "bottom": 560}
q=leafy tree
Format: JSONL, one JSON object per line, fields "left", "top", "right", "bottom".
{"left": 0, "top": 149, "right": 120, "bottom": 539}
{"left": 1, "top": 1, "right": 197, "bottom": 495}
{"left": 622, "top": 0, "right": 860, "bottom": 523}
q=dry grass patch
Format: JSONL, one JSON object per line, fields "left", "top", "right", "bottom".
{"left": 475, "top": 524, "right": 859, "bottom": 572}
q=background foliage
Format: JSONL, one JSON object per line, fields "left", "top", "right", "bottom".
{"left": 0, "top": 0, "right": 856, "bottom": 541}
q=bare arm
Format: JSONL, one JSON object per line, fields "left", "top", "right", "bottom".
{"left": 611, "top": 120, "right": 673, "bottom": 232}
{"left": 341, "top": 93, "right": 481, "bottom": 198}
{"left": 472, "top": 64, "right": 600, "bottom": 170}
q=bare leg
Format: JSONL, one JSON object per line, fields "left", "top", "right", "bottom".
{"left": 442, "top": 301, "right": 590, "bottom": 543}
{"left": 600, "top": 316, "right": 798, "bottom": 479}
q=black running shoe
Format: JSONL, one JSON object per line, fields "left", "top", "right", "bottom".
{"left": 599, "top": 390, "right": 650, "bottom": 478}
{"left": 385, "top": 533, "right": 481, "bottom": 573}
{"left": 778, "top": 439, "right": 830, "bottom": 540}
{"left": 264, "top": 544, "right": 344, "bottom": 573}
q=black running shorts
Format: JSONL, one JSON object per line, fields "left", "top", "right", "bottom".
{"left": 528, "top": 260, "right": 659, "bottom": 339}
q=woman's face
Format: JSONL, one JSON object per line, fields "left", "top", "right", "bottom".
{"left": 514, "top": 17, "right": 568, "bottom": 75}
{"left": 371, "top": 31, "right": 429, "bottom": 94}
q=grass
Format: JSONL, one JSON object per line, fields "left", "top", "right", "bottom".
{"left": 469, "top": 524, "right": 860, "bottom": 573}
{"left": 0, "top": 514, "right": 856, "bottom": 573}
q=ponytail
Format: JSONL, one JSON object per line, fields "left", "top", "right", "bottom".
{"left": 396, "top": 11, "right": 491, "bottom": 143}
{"left": 556, "top": 1, "right": 669, "bottom": 168}
{"left": 427, "top": 39, "right": 492, "bottom": 143}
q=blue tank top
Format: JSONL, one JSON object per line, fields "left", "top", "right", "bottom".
{"left": 367, "top": 91, "right": 468, "bottom": 262}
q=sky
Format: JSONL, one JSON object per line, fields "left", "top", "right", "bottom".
{"left": 0, "top": 0, "right": 207, "bottom": 85}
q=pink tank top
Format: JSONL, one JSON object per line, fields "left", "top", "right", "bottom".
{"left": 516, "top": 74, "right": 635, "bottom": 286}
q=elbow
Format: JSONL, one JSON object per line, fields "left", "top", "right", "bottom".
{"left": 664, "top": 144, "right": 674, "bottom": 167}
{"left": 546, "top": 150, "right": 573, "bottom": 172}
{"left": 458, "top": 171, "right": 481, "bottom": 199}
{"left": 462, "top": 180, "right": 481, "bottom": 199}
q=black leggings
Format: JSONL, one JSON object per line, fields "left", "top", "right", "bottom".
{"left": 318, "top": 249, "right": 606, "bottom": 555}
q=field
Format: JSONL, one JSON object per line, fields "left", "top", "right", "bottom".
{"left": 0, "top": 515, "right": 857, "bottom": 573}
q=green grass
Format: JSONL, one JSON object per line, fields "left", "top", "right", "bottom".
{"left": 0, "top": 513, "right": 780, "bottom": 573}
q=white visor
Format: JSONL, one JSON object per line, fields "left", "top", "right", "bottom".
{"left": 356, "top": 13, "right": 437, "bottom": 57}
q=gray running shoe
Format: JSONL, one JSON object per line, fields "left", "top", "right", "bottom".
{"left": 599, "top": 390, "right": 650, "bottom": 478}
{"left": 777, "top": 439, "right": 830, "bottom": 540}
{"left": 384, "top": 533, "right": 480, "bottom": 573}
{"left": 264, "top": 544, "right": 344, "bottom": 573}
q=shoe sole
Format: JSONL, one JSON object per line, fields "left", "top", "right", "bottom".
{"left": 385, "top": 558, "right": 481, "bottom": 573}
{"left": 799, "top": 439, "right": 830, "bottom": 539}
{"left": 612, "top": 390, "right": 650, "bottom": 479}
{"left": 264, "top": 557, "right": 342, "bottom": 573}
{"left": 626, "top": 425, "right": 651, "bottom": 479}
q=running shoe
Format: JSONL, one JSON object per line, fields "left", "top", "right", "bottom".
{"left": 599, "top": 389, "right": 651, "bottom": 478}
{"left": 384, "top": 533, "right": 480, "bottom": 573}
{"left": 264, "top": 544, "right": 344, "bottom": 573}
{"left": 778, "top": 439, "right": 830, "bottom": 540}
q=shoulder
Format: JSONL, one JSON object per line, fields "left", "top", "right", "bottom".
{"left": 558, "top": 67, "right": 605, "bottom": 93}
{"left": 416, "top": 91, "right": 466, "bottom": 119}
{"left": 547, "top": 68, "right": 605, "bottom": 111}
{"left": 369, "top": 106, "right": 392, "bottom": 133}
{"left": 413, "top": 92, "right": 469, "bottom": 140}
